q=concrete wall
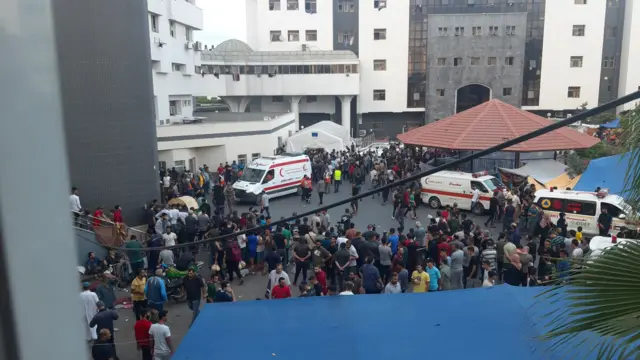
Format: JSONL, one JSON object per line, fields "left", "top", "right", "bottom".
{"left": 333, "top": 0, "right": 359, "bottom": 54}
{"left": 598, "top": 0, "right": 626, "bottom": 106}
{"left": 618, "top": 0, "right": 640, "bottom": 111}
{"left": 425, "top": 12, "right": 527, "bottom": 122}
{"left": 52, "top": 0, "right": 160, "bottom": 225}
{"left": 360, "top": 112, "right": 424, "bottom": 139}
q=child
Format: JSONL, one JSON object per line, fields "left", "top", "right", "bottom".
{"left": 206, "top": 273, "right": 219, "bottom": 303}
{"left": 575, "top": 226, "right": 584, "bottom": 243}
{"left": 483, "top": 270, "right": 496, "bottom": 287}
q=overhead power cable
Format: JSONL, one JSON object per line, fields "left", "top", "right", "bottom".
{"left": 88, "top": 90, "right": 640, "bottom": 251}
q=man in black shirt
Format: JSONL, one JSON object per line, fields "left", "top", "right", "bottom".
{"left": 460, "top": 213, "right": 474, "bottom": 235}
{"left": 183, "top": 268, "right": 205, "bottom": 326}
{"left": 298, "top": 218, "right": 311, "bottom": 236}
{"left": 293, "top": 238, "right": 311, "bottom": 285}
{"left": 484, "top": 191, "right": 499, "bottom": 227}
{"left": 176, "top": 251, "right": 194, "bottom": 271}
{"left": 597, "top": 207, "right": 613, "bottom": 236}
{"left": 214, "top": 281, "right": 235, "bottom": 302}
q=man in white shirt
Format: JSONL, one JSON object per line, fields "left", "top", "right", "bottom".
{"left": 149, "top": 310, "right": 173, "bottom": 360}
{"left": 339, "top": 281, "right": 355, "bottom": 295}
{"left": 162, "top": 174, "right": 171, "bottom": 199}
{"left": 267, "top": 263, "right": 291, "bottom": 298}
{"left": 260, "top": 191, "right": 271, "bottom": 218}
{"left": 162, "top": 228, "right": 177, "bottom": 247}
{"left": 70, "top": 187, "right": 82, "bottom": 223}
{"left": 570, "top": 239, "right": 584, "bottom": 260}
{"left": 471, "top": 186, "right": 480, "bottom": 210}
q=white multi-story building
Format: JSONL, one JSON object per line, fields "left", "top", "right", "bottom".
{"left": 147, "top": 0, "right": 204, "bottom": 125}
{"left": 163, "top": 0, "right": 640, "bottom": 146}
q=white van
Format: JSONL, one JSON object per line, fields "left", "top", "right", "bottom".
{"left": 420, "top": 171, "right": 505, "bottom": 215}
{"left": 587, "top": 236, "right": 639, "bottom": 260}
{"left": 233, "top": 154, "right": 312, "bottom": 204}
{"left": 533, "top": 189, "right": 635, "bottom": 236}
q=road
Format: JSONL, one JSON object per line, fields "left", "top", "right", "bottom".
{"left": 110, "top": 182, "right": 501, "bottom": 360}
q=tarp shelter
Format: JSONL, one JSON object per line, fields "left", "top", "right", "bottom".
{"left": 173, "top": 285, "right": 629, "bottom": 360}
{"left": 501, "top": 159, "right": 568, "bottom": 184}
{"left": 286, "top": 121, "right": 353, "bottom": 153}
{"left": 574, "top": 152, "right": 631, "bottom": 195}
{"left": 600, "top": 118, "right": 620, "bottom": 129}
{"left": 168, "top": 196, "right": 198, "bottom": 210}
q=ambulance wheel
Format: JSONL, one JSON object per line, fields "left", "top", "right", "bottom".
{"left": 472, "top": 203, "right": 485, "bottom": 216}
{"left": 428, "top": 197, "right": 441, "bottom": 209}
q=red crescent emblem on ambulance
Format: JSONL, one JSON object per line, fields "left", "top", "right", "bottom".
{"left": 279, "top": 168, "right": 284, "bottom": 177}
{"left": 303, "top": 164, "right": 308, "bottom": 171}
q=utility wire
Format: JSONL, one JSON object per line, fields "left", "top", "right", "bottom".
{"left": 89, "top": 90, "right": 640, "bottom": 251}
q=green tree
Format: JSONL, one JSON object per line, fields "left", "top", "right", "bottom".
{"left": 539, "top": 104, "right": 640, "bottom": 359}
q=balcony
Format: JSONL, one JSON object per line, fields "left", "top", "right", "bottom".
{"left": 169, "top": 0, "right": 203, "bottom": 30}
{"left": 147, "top": 0, "right": 166, "bottom": 15}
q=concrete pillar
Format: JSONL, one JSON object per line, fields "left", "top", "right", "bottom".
{"left": 222, "top": 96, "right": 250, "bottom": 112}
{"left": 290, "top": 96, "right": 302, "bottom": 130}
{"left": 340, "top": 95, "right": 354, "bottom": 136}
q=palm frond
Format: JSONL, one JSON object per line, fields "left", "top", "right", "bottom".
{"left": 619, "top": 105, "right": 640, "bottom": 205}
{"left": 537, "top": 241, "right": 640, "bottom": 359}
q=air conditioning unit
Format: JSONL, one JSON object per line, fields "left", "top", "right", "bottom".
{"left": 185, "top": 41, "right": 193, "bottom": 49}
{"left": 155, "top": 38, "right": 166, "bottom": 47}
{"left": 193, "top": 41, "right": 202, "bottom": 51}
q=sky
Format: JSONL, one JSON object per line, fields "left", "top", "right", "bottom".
{"left": 196, "top": 0, "right": 247, "bottom": 46}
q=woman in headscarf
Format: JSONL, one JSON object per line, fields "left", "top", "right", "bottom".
{"left": 534, "top": 214, "right": 552, "bottom": 256}
{"left": 503, "top": 251, "right": 522, "bottom": 286}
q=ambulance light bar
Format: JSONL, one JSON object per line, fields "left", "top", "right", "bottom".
{"left": 596, "top": 189, "right": 609, "bottom": 198}
{"left": 472, "top": 171, "right": 488, "bottom": 178}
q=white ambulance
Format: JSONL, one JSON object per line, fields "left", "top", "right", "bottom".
{"left": 533, "top": 189, "right": 635, "bottom": 236}
{"left": 233, "top": 154, "right": 312, "bottom": 204}
{"left": 420, "top": 170, "right": 505, "bottom": 215}
{"left": 587, "top": 236, "right": 639, "bottom": 260}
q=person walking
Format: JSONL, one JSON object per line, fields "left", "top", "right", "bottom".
{"left": 333, "top": 168, "right": 342, "bottom": 193}
{"left": 260, "top": 191, "right": 271, "bottom": 218}
{"left": 183, "top": 268, "right": 206, "bottom": 326}
{"left": 131, "top": 269, "right": 147, "bottom": 321}
{"left": 317, "top": 178, "right": 326, "bottom": 205}
{"left": 81, "top": 282, "right": 99, "bottom": 341}
{"left": 134, "top": 309, "right": 153, "bottom": 360}
{"left": 484, "top": 191, "right": 499, "bottom": 227}
{"left": 149, "top": 310, "right": 174, "bottom": 360}
{"left": 89, "top": 301, "right": 119, "bottom": 357}
{"left": 144, "top": 269, "right": 168, "bottom": 312}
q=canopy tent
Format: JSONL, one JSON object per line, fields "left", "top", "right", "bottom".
{"left": 503, "top": 159, "right": 568, "bottom": 184}
{"left": 286, "top": 121, "right": 353, "bottom": 153}
{"left": 574, "top": 152, "right": 631, "bottom": 195}
{"left": 173, "top": 285, "right": 630, "bottom": 360}
{"left": 168, "top": 196, "right": 198, "bottom": 210}
{"left": 397, "top": 99, "right": 599, "bottom": 152}
{"left": 600, "top": 118, "right": 620, "bottom": 129}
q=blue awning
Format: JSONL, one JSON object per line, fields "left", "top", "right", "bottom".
{"left": 574, "top": 152, "right": 631, "bottom": 195}
{"left": 600, "top": 118, "right": 620, "bottom": 129}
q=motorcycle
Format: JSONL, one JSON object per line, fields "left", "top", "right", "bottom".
{"left": 160, "top": 261, "right": 205, "bottom": 303}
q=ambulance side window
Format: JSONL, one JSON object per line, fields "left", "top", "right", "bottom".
{"left": 601, "top": 203, "right": 623, "bottom": 218}
{"left": 566, "top": 200, "right": 597, "bottom": 216}
{"left": 471, "top": 181, "right": 488, "bottom": 193}
{"left": 262, "top": 170, "right": 275, "bottom": 184}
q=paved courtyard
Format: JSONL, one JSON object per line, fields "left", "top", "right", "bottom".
{"left": 111, "top": 183, "right": 500, "bottom": 360}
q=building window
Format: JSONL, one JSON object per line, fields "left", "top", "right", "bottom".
{"left": 438, "top": 27, "right": 448, "bottom": 36}
{"left": 505, "top": 26, "right": 516, "bottom": 35}
{"left": 489, "top": 26, "right": 498, "bottom": 36}
{"left": 338, "top": 0, "right": 355, "bottom": 12}
{"left": 185, "top": 27, "right": 193, "bottom": 41}
{"left": 171, "top": 63, "right": 183, "bottom": 72}
{"left": 269, "top": 0, "right": 281, "bottom": 10}
{"left": 373, "top": 90, "right": 386, "bottom": 101}
{"left": 470, "top": 57, "right": 481, "bottom": 66}
{"left": 436, "top": 58, "right": 447, "bottom": 66}
{"left": 306, "top": 30, "right": 317, "bottom": 41}
{"left": 287, "top": 0, "right": 299, "bottom": 10}
{"left": 570, "top": 56, "right": 583, "bottom": 68}
{"left": 194, "top": 66, "right": 202, "bottom": 74}
{"left": 270, "top": 30, "right": 282, "bottom": 41}
{"left": 150, "top": 15, "right": 159, "bottom": 33}
{"left": 305, "top": 0, "right": 317, "bottom": 13}
{"left": 472, "top": 26, "right": 482, "bottom": 36}
{"left": 487, "top": 57, "right": 497, "bottom": 66}
{"left": 567, "top": 86, "right": 581, "bottom": 98}
{"left": 251, "top": 153, "right": 261, "bottom": 161}
{"left": 288, "top": 30, "right": 300, "bottom": 41}
{"left": 527, "top": 90, "right": 535, "bottom": 99}
{"left": 603, "top": 56, "right": 615, "bottom": 68}
{"left": 272, "top": 96, "right": 284, "bottom": 102}
{"left": 169, "top": 100, "right": 179, "bottom": 116}
{"left": 183, "top": 99, "right": 192, "bottom": 107}
{"left": 374, "top": 59, "right": 387, "bottom": 71}
{"left": 572, "top": 25, "right": 586, "bottom": 36}
{"left": 453, "top": 57, "right": 463, "bottom": 66}
{"left": 436, "top": 89, "right": 445, "bottom": 96}
{"left": 605, "top": 26, "right": 618, "bottom": 38}
{"left": 306, "top": 96, "right": 317, "bottom": 103}
{"left": 237, "top": 154, "right": 247, "bottom": 166}
{"left": 503, "top": 87, "right": 512, "bottom": 96}
{"left": 455, "top": 27, "right": 465, "bottom": 36}
{"left": 575, "top": 0, "right": 587, "bottom": 4}
{"left": 505, "top": 56, "right": 514, "bottom": 66}
{"left": 169, "top": 21, "right": 176, "bottom": 37}
{"left": 338, "top": 32, "right": 354, "bottom": 44}
{"left": 374, "top": 28, "right": 387, "bottom": 40}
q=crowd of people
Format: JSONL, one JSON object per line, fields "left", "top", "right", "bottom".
{"left": 78, "top": 143, "right": 627, "bottom": 360}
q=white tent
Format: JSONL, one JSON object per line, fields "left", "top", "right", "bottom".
{"left": 286, "top": 121, "right": 353, "bottom": 152}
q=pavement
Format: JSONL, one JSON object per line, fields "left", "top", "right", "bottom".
{"left": 109, "top": 181, "right": 503, "bottom": 360}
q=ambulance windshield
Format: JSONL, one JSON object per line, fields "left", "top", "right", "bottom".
{"left": 239, "top": 168, "right": 266, "bottom": 183}
{"left": 483, "top": 177, "right": 502, "bottom": 191}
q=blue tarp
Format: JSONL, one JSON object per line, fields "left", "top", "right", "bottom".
{"left": 574, "top": 152, "right": 631, "bottom": 195}
{"left": 173, "top": 285, "right": 626, "bottom": 360}
{"left": 600, "top": 118, "right": 620, "bottom": 128}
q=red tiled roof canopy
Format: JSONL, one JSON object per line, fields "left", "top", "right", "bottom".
{"left": 397, "top": 99, "right": 600, "bottom": 152}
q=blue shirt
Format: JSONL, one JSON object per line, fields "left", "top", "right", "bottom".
{"left": 247, "top": 235, "right": 258, "bottom": 252}
{"left": 426, "top": 266, "right": 441, "bottom": 291}
{"left": 144, "top": 276, "right": 168, "bottom": 303}
{"left": 361, "top": 264, "right": 380, "bottom": 292}
{"left": 388, "top": 235, "right": 399, "bottom": 254}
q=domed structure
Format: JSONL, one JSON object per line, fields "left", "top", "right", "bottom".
{"left": 213, "top": 39, "right": 253, "bottom": 53}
